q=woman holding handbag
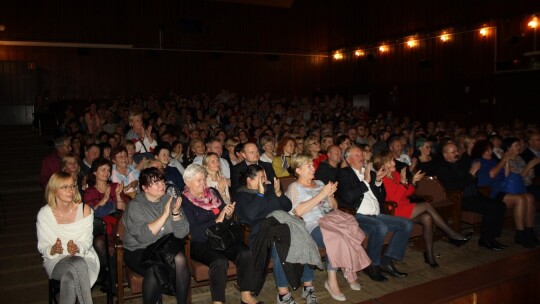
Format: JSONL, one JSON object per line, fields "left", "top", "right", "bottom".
{"left": 122, "top": 167, "right": 190, "bottom": 304}
{"left": 181, "top": 164, "right": 261, "bottom": 304}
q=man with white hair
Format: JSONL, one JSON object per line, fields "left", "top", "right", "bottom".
{"left": 337, "top": 146, "right": 412, "bottom": 282}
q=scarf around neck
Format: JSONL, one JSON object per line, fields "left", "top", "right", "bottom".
{"left": 182, "top": 186, "right": 222, "bottom": 214}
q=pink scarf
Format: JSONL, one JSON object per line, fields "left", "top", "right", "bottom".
{"left": 183, "top": 186, "right": 222, "bottom": 215}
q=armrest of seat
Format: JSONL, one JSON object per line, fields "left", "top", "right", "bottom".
{"left": 382, "top": 201, "right": 398, "bottom": 215}
{"left": 114, "top": 234, "right": 125, "bottom": 303}
{"left": 241, "top": 223, "right": 251, "bottom": 244}
{"left": 445, "top": 190, "right": 463, "bottom": 205}
{"left": 407, "top": 195, "right": 432, "bottom": 202}
{"left": 184, "top": 234, "right": 191, "bottom": 262}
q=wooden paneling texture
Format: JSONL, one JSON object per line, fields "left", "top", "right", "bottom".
{"left": 0, "top": 0, "right": 539, "bottom": 122}
{"left": 326, "top": 0, "right": 540, "bottom": 122}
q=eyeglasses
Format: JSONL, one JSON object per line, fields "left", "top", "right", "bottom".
{"left": 59, "top": 183, "right": 78, "bottom": 191}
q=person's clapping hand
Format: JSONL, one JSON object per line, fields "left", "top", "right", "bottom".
{"left": 115, "top": 183, "right": 124, "bottom": 196}
{"left": 273, "top": 177, "right": 282, "bottom": 196}
{"left": 322, "top": 181, "right": 338, "bottom": 198}
{"left": 412, "top": 170, "right": 425, "bottom": 184}
{"left": 171, "top": 197, "right": 182, "bottom": 216}
{"left": 67, "top": 240, "right": 79, "bottom": 256}
{"left": 376, "top": 166, "right": 386, "bottom": 182}
{"left": 364, "top": 162, "right": 372, "bottom": 183}
{"left": 216, "top": 202, "right": 235, "bottom": 223}
{"left": 50, "top": 238, "right": 63, "bottom": 255}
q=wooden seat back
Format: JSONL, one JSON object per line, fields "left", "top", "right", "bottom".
{"left": 279, "top": 176, "right": 297, "bottom": 193}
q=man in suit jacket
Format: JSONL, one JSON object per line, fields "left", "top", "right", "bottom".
{"left": 231, "top": 142, "right": 275, "bottom": 192}
{"left": 337, "top": 146, "right": 412, "bottom": 282}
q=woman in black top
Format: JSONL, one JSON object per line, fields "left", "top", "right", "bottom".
{"left": 235, "top": 164, "right": 292, "bottom": 246}
{"left": 181, "top": 164, "right": 260, "bottom": 304}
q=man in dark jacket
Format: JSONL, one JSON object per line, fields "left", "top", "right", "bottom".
{"left": 436, "top": 142, "right": 507, "bottom": 250}
{"left": 315, "top": 145, "right": 342, "bottom": 183}
{"left": 231, "top": 142, "right": 275, "bottom": 192}
{"left": 337, "top": 146, "right": 412, "bottom": 282}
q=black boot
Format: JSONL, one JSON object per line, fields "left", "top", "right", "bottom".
{"left": 515, "top": 230, "right": 536, "bottom": 248}
{"left": 525, "top": 228, "right": 540, "bottom": 246}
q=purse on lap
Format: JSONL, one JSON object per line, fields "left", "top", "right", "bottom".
{"left": 205, "top": 218, "right": 243, "bottom": 251}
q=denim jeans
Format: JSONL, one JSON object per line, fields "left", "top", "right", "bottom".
{"left": 271, "top": 243, "right": 315, "bottom": 287}
{"left": 354, "top": 213, "right": 412, "bottom": 265}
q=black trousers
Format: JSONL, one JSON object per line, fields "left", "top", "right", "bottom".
{"left": 190, "top": 241, "right": 256, "bottom": 302}
{"left": 462, "top": 194, "right": 506, "bottom": 240}
{"left": 124, "top": 248, "right": 190, "bottom": 304}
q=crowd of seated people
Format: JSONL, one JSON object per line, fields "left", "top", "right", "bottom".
{"left": 37, "top": 90, "right": 540, "bottom": 303}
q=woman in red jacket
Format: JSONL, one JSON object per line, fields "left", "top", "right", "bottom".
{"left": 373, "top": 151, "right": 471, "bottom": 268}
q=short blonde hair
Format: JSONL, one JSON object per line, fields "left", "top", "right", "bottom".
{"left": 128, "top": 112, "right": 142, "bottom": 124}
{"left": 290, "top": 154, "right": 313, "bottom": 177}
{"left": 259, "top": 136, "right": 274, "bottom": 148}
{"left": 61, "top": 153, "right": 79, "bottom": 174}
{"left": 142, "top": 159, "right": 163, "bottom": 169}
{"left": 45, "top": 172, "right": 81, "bottom": 208}
{"left": 303, "top": 135, "right": 320, "bottom": 152}
{"left": 225, "top": 138, "right": 239, "bottom": 150}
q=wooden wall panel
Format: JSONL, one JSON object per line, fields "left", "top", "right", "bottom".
{"left": 1, "top": 0, "right": 539, "bottom": 124}
{"left": 0, "top": 46, "right": 326, "bottom": 98}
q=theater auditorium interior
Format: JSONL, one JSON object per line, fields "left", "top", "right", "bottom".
{"left": 1, "top": 1, "right": 540, "bottom": 303}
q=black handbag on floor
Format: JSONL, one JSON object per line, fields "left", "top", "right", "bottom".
{"left": 205, "top": 219, "right": 243, "bottom": 251}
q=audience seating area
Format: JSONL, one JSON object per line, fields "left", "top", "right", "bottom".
{"left": 114, "top": 214, "right": 251, "bottom": 304}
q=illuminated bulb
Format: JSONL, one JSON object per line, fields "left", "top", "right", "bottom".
{"left": 440, "top": 33, "right": 450, "bottom": 42}
{"left": 379, "top": 45, "right": 387, "bottom": 53}
{"left": 528, "top": 16, "right": 538, "bottom": 29}
{"left": 479, "top": 28, "right": 488, "bottom": 37}
{"left": 354, "top": 50, "right": 364, "bottom": 57}
{"left": 333, "top": 52, "right": 343, "bottom": 60}
{"left": 407, "top": 39, "right": 417, "bottom": 48}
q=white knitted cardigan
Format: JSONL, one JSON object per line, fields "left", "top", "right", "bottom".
{"left": 36, "top": 204, "right": 100, "bottom": 284}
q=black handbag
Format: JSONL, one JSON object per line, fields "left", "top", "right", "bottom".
{"left": 205, "top": 219, "right": 243, "bottom": 251}
{"left": 140, "top": 233, "right": 184, "bottom": 295}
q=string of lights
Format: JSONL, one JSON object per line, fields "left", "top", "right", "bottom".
{"left": 332, "top": 14, "right": 538, "bottom": 60}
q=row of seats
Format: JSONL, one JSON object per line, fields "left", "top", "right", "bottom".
{"left": 111, "top": 175, "right": 509, "bottom": 303}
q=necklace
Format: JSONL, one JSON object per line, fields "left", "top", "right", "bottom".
{"left": 55, "top": 205, "right": 76, "bottom": 224}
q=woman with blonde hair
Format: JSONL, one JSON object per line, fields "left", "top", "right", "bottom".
{"left": 287, "top": 154, "right": 367, "bottom": 301}
{"left": 259, "top": 136, "right": 275, "bottom": 164}
{"left": 203, "top": 152, "right": 232, "bottom": 205}
{"left": 224, "top": 138, "right": 243, "bottom": 166}
{"left": 125, "top": 112, "right": 157, "bottom": 162}
{"left": 62, "top": 152, "right": 85, "bottom": 195}
{"left": 37, "top": 172, "right": 99, "bottom": 303}
{"left": 187, "top": 138, "right": 206, "bottom": 165}
{"left": 304, "top": 135, "right": 326, "bottom": 170}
